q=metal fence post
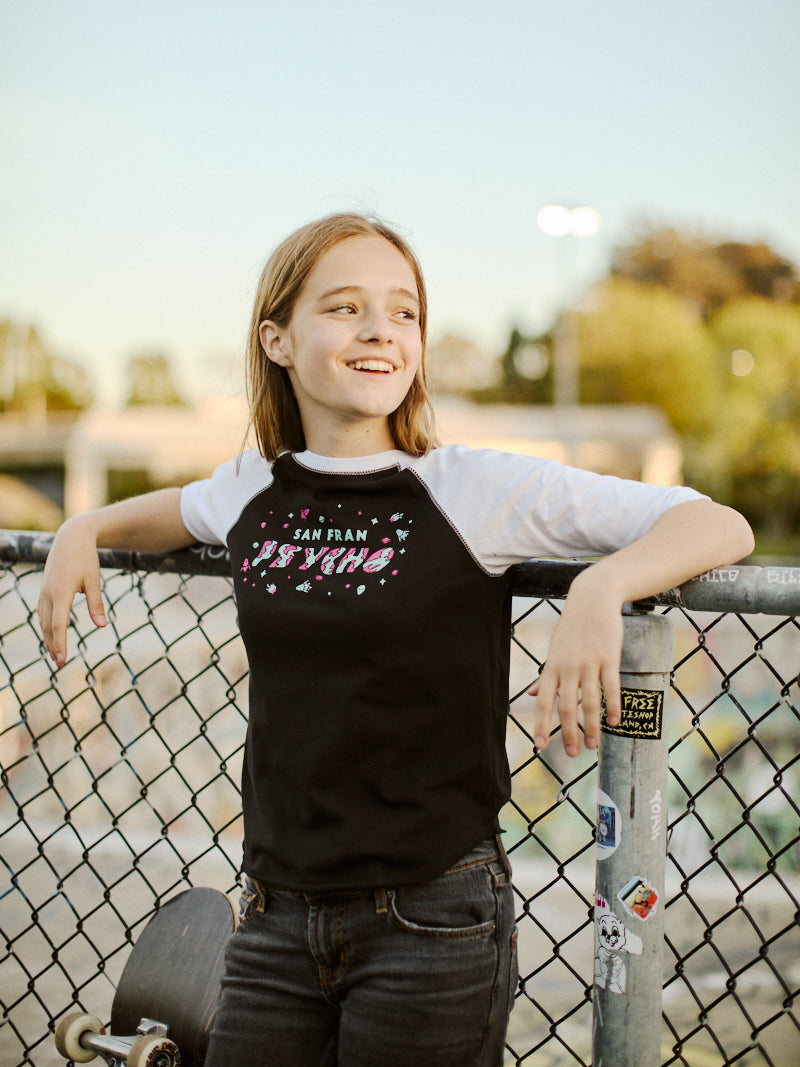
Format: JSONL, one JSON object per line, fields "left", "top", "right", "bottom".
{"left": 593, "top": 609, "right": 673, "bottom": 1067}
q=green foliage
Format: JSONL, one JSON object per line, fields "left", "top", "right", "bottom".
{"left": 575, "top": 285, "right": 800, "bottom": 545}
{"left": 427, "top": 334, "right": 500, "bottom": 395}
{"left": 470, "top": 328, "right": 554, "bottom": 404}
{"left": 125, "top": 352, "right": 186, "bottom": 407}
{"left": 704, "top": 299, "right": 800, "bottom": 540}
{"left": 0, "top": 320, "right": 93, "bottom": 414}
{"left": 576, "top": 278, "right": 721, "bottom": 436}
{"left": 611, "top": 227, "right": 799, "bottom": 316}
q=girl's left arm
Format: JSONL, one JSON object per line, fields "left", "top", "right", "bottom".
{"left": 530, "top": 499, "right": 755, "bottom": 757}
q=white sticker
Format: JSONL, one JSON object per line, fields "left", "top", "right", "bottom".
{"left": 596, "top": 789, "right": 621, "bottom": 860}
{"left": 594, "top": 895, "right": 642, "bottom": 996}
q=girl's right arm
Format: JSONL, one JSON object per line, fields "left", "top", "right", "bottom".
{"left": 38, "top": 488, "right": 197, "bottom": 668}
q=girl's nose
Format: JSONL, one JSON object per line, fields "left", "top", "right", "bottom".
{"left": 358, "top": 311, "right": 393, "bottom": 343}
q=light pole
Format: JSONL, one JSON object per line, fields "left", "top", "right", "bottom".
{"left": 537, "top": 205, "right": 601, "bottom": 407}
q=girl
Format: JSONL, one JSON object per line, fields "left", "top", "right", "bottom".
{"left": 38, "top": 213, "right": 754, "bottom": 1066}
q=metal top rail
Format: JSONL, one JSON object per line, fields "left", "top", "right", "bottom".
{"left": 2, "top": 528, "right": 799, "bottom": 616}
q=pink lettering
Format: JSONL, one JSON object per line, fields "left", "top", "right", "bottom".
{"left": 362, "top": 547, "right": 394, "bottom": 573}
{"left": 269, "top": 544, "right": 302, "bottom": 568}
{"left": 319, "top": 548, "right": 346, "bottom": 575}
{"left": 336, "top": 547, "right": 370, "bottom": 574}
{"left": 299, "top": 546, "right": 330, "bottom": 570}
{"left": 251, "top": 540, "right": 277, "bottom": 567}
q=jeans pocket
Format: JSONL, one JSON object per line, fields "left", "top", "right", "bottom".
{"left": 388, "top": 863, "right": 498, "bottom": 939}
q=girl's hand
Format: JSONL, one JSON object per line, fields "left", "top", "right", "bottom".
{"left": 38, "top": 516, "right": 107, "bottom": 669}
{"left": 37, "top": 488, "right": 194, "bottom": 669}
{"left": 528, "top": 571, "right": 624, "bottom": 756}
{"left": 528, "top": 499, "right": 754, "bottom": 757}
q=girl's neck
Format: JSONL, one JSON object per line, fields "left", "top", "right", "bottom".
{"left": 302, "top": 420, "right": 396, "bottom": 458}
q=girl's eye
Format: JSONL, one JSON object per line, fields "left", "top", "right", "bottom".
{"left": 330, "top": 304, "right": 357, "bottom": 314}
{"left": 396, "top": 308, "right": 418, "bottom": 321}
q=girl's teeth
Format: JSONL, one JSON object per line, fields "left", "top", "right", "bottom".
{"left": 352, "top": 360, "right": 391, "bottom": 372}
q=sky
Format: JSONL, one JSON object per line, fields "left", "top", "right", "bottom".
{"left": 2, "top": 0, "right": 799, "bottom": 405}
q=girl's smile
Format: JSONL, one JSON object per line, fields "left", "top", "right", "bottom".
{"left": 259, "top": 235, "right": 423, "bottom": 456}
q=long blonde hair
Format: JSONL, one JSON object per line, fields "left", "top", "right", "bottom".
{"left": 244, "top": 213, "right": 438, "bottom": 459}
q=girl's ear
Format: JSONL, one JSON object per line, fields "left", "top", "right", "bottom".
{"left": 259, "top": 320, "right": 292, "bottom": 367}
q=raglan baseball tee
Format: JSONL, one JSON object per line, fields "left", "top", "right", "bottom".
{"left": 180, "top": 445, "right": 703, "bottom": 890}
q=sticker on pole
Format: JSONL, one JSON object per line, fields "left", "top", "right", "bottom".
{"left": 596, "top": 789, "right": 621, "bottom": 860}
{"left": 594, "top": 895, "right": 642, "bottom": 995}
{"left": 618, "top": 875, "right": 659, "bottom": 921}
{"left": 601, "top": 687, "right": 664, "bottom": 740}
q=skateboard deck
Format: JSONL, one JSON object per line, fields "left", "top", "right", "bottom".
{"left": 55, "top": 887, "right": 235, "bottom": 1066}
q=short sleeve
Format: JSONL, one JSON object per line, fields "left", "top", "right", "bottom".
{"left": 409, "top": 445, "right": 707, "bottom": 574}
{"left": 180, "top": 451, "right": 275, "bottom": 546}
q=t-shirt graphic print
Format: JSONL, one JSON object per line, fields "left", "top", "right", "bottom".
{"left": 238, "top": 497, "right": 409, "bottom": 601}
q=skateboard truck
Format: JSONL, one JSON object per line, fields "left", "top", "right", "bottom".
{"left": 53, "top": 888, "right": 234, "bottom": 1067}
{"left": 54, "top": 1011, "right": 181, "bottom": 1066}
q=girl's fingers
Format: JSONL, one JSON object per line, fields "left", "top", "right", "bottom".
{"left": 555, "top": 686, "right": 581, "bottom": 757}
{"left": 530, "top": 672, "right": 556, "bottom": 752}
{"left": 38, "top": 567, "right": 106, "bottom": 669}
{"left": 46, "top": 599, "right": 71, "bottom": 667}
{"left": 531, "top": 668, "right": 621, "bottom": 756}
{"left": 84, "top": 578, "right": 107, "bottom": 629}
{"left": 578, "top": 673, "right": 604, "bottom": 750}
{"left": 600, "top": 663, "right": 621, "bottom": 728}
{"left": 37, "top": 598, "right": 54, "bottom": 662}
{"left": 531, "top": 669, "right": 583, "bottom": 757}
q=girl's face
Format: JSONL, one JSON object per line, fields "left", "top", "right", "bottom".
{"left": 260, "top": 235, "right": 423, "bottom": 457}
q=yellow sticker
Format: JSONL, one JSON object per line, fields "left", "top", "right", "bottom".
{"left": 601, "top": 688, "right": 663, "bottom": 740}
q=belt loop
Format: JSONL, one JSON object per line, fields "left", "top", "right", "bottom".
{"left": 374, "top": 887, "right": 388, "bottom": 915}
{"left": 495, "top": 832, "right": 513, "bottom": 879}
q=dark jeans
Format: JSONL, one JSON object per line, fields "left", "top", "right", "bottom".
{"left": 206, "top": 837, "right": 518, "bottom": 1066}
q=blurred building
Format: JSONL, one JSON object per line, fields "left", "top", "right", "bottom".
{"left": 0, "top": 414, "right": 75, "bottom": 530}
{"left": 0, "top": 398, "right": 684, "bottom": 530}
{"left": 62, "top": 398, "right": 251, "bottom": 515}
{"left": 435, "top": 398, "right": 683, "bottom": 485}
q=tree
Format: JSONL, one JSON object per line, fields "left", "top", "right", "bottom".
{"left": 611, "top": 227, "right": 799, "bottom": 318}
{"left": 703, "top": 298, "right": 800, "bottom": 540}
{"left": 0, "top": 320, "right": 93, "bottom": 415}
{"left": 470, "top": 328, "right": 554, "bottom": 405}
{"left": 426, "top": 334, "right": 499, "bottom": 396}
{"left": 125, "top": 352, "right": 186, "bottom": 407}
{"left": 575, "top": 278, "right": 721, "bottom": 437}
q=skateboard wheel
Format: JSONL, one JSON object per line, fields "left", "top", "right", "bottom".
{"left": 54, "top": 1011, "right": 102, "bottom": 1062}
{"left": 128, "top": 1034, "right": 181, "bottom": 1067}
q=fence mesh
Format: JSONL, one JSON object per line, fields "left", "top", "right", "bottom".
{"left": 1, "top": 535, "right": 799, "bottom": 1066}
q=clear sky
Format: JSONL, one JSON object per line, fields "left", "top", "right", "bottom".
{"left": 2, "top": 0, "right": 799, "bottom": 404}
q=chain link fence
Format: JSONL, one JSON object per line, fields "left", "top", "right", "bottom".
{"left": 1, "top": 529, "right": 799, "bottom": 1066}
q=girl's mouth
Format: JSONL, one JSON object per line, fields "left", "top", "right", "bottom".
{"left": 348, "top": 359, "right": 395, "bottom": 373}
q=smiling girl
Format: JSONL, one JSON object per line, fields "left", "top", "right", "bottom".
{"left": 38, "top": 212, "right": 754, "bottom": 1065}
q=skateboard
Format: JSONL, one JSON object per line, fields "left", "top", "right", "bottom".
{"left": 54, "top": 887, "right": 235, "bottom": 1067}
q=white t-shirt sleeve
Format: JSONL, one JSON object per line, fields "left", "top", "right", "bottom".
{"left": 180, "top": 450, "right": 274, "bottom": 546}
{"left": 410, "top": 445, "right": 706, "bottom": 574}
